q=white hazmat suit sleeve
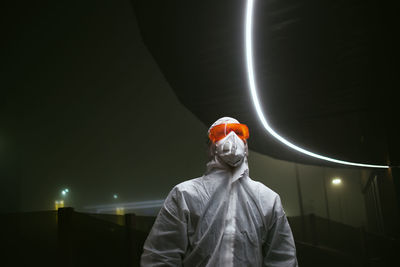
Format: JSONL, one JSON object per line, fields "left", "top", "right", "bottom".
{"left": 263, "top": 195, "right": 298, "bottom": 267}
{"left": 141, "top": 186, "right": 188, "bottom": 266}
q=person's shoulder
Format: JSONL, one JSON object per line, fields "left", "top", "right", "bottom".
{"left": 174, "top": 176, "right": 203, "bottom": 189}
{"left": 170, "top": 176, "right": 204, "bottom": 195}
{"left": 246, "top": 177, "right": 284, "bottom": 217}
{"left": 165, "top": 177, "right": 204, "bottom": 205}
{"left": 246, "top": 177, "right": 279, "bottom": 199}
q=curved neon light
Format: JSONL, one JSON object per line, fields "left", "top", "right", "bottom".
{"left": 245, "top": 0, "right": 389, "bottom": 169}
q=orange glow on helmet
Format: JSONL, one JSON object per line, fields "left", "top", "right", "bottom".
{"left": 208, "top": 123, "right": 249, "bottom": 143}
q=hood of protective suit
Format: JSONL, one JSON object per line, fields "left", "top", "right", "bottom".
{"left": 141, "top": 117, "right": 298, "bottom": 267}
{"left": 208, "top": 116, "right": 249, "bottom": 169}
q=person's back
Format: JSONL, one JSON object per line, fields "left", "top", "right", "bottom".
{"left": 141, "top": 117, "right": 297, "bottom": 266}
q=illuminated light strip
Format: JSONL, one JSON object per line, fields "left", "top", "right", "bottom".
{"left": 245, "top": 0, "right": 389, "bottom": 169}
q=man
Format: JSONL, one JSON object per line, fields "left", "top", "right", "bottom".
{"left": 141, "top": 117, "right": 298, "bottom": 266}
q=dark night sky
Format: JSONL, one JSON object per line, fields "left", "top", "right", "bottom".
{"left": 2, "top": 0, "right": 210, "bottom": 211}
{"left": 1, "top": 1, "right": 370, "bottom": 228}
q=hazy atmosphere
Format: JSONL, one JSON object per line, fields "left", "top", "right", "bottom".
{"left": 1, "top": 0, "right": 369, "bottom": 229}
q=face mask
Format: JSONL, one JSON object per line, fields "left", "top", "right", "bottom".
{"left": 215, "top": 131, "right": 247, "bottom": 167}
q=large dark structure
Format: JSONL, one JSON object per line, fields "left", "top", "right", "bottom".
{"left": 132, "top": 0, "right": 400, "bottom": 237}
{"left": 132, "top": 0, "right": 399, "bottom": 168}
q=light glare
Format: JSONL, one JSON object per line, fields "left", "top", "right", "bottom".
{"left": 83, "top": 199, "right": 165, "bottom": 213}
{"left": 116, "top": 207, "right": 124, "bottom": 215}
{"left": 332, "top": 178, "right": 342, "bottom": 185}
{"left": 244, "top": 0, "right": 389, "bottom": 169}
{"left": 54, "top": 200, "right": 64, "bottom": 210}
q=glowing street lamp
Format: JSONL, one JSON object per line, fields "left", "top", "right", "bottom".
{"left": 331, "top": 177, "right": 344, "bottom": 221}
{"left": 332, "top": 178, "right": 342, "bottom": 186}
{"left": 61, "top": 188, "right": 69, "bottom": 196}
{"left": 113, "top": 194, "right": 118, "bottom": 199}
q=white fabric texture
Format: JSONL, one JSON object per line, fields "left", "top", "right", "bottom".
{"left": 141, "top": 118, "right": 298, "bottom": 267}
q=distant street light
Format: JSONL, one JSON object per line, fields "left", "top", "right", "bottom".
{"left": 331, "top": 177, "right": 343, "bottom": 222}
{"left": 332, "top": 178, "right": 342, "bottom": 185}
{"left": 113, "top": 194, "right": 118, "bottom": 199}
{"left": 54, "top": 200, "right": 64, "bottom": 210}
{"left": 116, "top": 207, "right": 124, "bottom": 215}
{"left": 61, "top": 188, "right": 69, "bottom": 196}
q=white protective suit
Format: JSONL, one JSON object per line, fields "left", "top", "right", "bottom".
{"left": 141, "top": 117, "right": 298, "bottom": 266}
